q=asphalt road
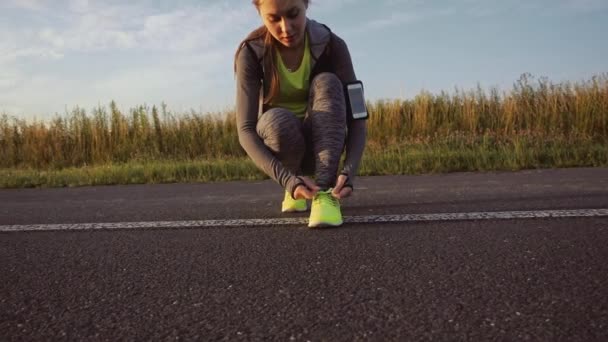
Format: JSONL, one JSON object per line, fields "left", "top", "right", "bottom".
{"left": 1, "top": 167, "right": 607, "bottom": 341}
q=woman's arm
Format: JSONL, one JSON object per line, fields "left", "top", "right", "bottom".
{"left": 331, "top": 34, "right": 368, "bottom": 187}
{"left": 235, "top": 44, "right": 303, "bottom": 196}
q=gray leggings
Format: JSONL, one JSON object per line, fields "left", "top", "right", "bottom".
{"left": 256, "top": 72, "right": 347, "bottom": 190}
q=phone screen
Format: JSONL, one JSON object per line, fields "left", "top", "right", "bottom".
{"left": 347, "top": 84, "right": 367, "bottom": 119}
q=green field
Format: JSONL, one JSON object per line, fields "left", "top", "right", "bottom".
{"left": 1, "top": 73, "right": 607, "bottom": 188}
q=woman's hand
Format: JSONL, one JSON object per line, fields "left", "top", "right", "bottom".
{"left": 331, "top": 174, "right": 353, "bottom": 199}
{"left": 293, "top": 176, "right": 320, "bottom": 200}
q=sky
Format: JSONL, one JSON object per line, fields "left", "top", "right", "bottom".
{"left": 1, "top": 0, "right": 607, "bottom": 120}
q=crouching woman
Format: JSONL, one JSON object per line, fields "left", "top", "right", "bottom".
{"left": 234, "top": 0, "right": 367, "bottom": 228}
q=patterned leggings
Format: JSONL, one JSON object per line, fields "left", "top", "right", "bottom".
{"left": 256, "top": 72, "right": 347, "bottom": 190}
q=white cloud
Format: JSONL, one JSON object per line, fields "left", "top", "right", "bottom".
{"left": 4, "top": 0, "right": 603, "bottom": 119}
{"left": 92, "top": 50, "right": 226, "bottom": 94}
{"left": 69, "top": 0, "right": 90, "bottom": 13}
{"left": 0, "top": 69, "right": 22, "bottom": 91}
{"left": 0, "top": 1, "right": 258, "bottom": 118}
{"left": 4, "top": 0, "right": 46, "bottom": 11}
{"left": 5, "top": 1, "right": 254, "bottom": 55}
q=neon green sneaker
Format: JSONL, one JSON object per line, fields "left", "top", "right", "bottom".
{"left": 282, "top": 191, "right": 308, "bottom": 213}
{"left": 308, "top": 189, "right": 343, "bottom": 228}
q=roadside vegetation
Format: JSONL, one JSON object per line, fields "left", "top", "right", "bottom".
{"left": 1, "top": 73, "right": 606, "bottom": 188}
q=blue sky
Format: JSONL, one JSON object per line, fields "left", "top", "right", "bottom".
{"left": 1, "top": 0, "right": 607, "bottom": 120}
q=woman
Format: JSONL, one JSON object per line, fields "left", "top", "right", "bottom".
{"left": 234, "top": 0, "right": 367, "bottom": 228}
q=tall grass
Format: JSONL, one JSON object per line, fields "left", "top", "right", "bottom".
{"left": 0, "top": 102, "right": 243, "bottom": 169}
{"left": 366, "top": 73, "right": 607, "bottom": 148}
{"left": 1, "top": 73, "right": 607, "bottom": 172}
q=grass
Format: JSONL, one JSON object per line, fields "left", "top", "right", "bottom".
{"left": 1, "top": 73, "right": 607, "bottom": 188}
{"left": 0, "top": 158, "right": 261, "bottom": 188}
{"left": 1, "top": 136, "right": 605, "bottom": 189}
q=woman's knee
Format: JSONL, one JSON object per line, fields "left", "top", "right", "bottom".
{"left": 256, "top": 107, "right": 301, "bottom": 139}
{"left": 256, "top": 108, "right": 306, "bottom": 171}
{"left": 311, "top": 72, "right": 343, "bottom": 93}
{"left": 309, "top": 73, "right": 346, "bottom": 114}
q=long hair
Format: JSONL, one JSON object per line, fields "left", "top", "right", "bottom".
{"left": 233, "top": 26, "right": 280, "bottom": 105}
{"left": 233, "top": 0, "right": 310, "bottom": 105}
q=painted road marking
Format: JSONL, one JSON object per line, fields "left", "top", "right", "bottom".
{"left": 1, "top": 209, "right": 607, "bottom": 232}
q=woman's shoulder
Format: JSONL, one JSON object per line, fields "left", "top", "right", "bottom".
{"left": 237, "top": 26, "right": 266, "bottom": 55}
{"left": 307, "top": 19, "right": 332, "bottom": 45}
{"left": 307, "top": 19, "right": 348, "bottom": 49}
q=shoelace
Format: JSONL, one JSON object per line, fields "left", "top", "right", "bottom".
{"left": 314, "top": 190, "right": 339, "bottom": 208}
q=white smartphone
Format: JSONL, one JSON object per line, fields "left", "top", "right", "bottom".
{"left": 346, "top": 81, "right": 368, "bottom": 120}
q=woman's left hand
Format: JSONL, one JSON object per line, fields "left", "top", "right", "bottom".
{"left": 331, "top": 174, "right": 353, "bottom": 199}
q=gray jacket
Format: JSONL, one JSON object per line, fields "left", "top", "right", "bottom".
{"left": 235, "top": 18, "right": 367, "bottom": 195}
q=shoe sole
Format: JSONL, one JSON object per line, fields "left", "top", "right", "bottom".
{"left": 308, "top": 220, "right": 343, "bottom": 228}
{"left": 282, "top": 208, "right": 308, "bottom": 213}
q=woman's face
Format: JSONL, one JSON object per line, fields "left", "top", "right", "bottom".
{"left": 258, "top": 0, "right": 307, "bottom": 49}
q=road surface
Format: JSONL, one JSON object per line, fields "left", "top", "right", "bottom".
{"left": 1, "top": 167, "right": 607, "bottom": 341}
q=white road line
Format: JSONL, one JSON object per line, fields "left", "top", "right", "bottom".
{"left": 1, "top": 209, "right": 607, "bottom": 232}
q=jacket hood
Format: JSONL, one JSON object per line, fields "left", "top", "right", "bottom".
{"left": 245, "top": 18, "right": 331, "bottom": 65}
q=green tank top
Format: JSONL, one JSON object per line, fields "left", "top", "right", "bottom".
{"left": 269, "top": 34, "right": 311, "bottom": 119}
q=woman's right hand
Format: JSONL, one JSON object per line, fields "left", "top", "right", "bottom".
{"left": 293, "top": 176, "right": 319, "bottom": 200}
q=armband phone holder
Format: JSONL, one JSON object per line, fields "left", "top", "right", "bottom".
{"left": 344, "top": 80, "right": 368, "bottom": 120}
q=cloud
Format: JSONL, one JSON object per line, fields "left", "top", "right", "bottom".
{"left": 68, "top": 0, "right": 90, "bottom": 13}
{"left": 6, "top": 1, "right": 254, "bottom": 55}
{"left": 0, "top": 1, "right": 258, "bottom": 117}
{"left": 0, "top": 29, "right": 63, "bottom": 65}
{"left": 3, "top": 0, "right": 46, "bottom": 11}
{"left": 92, "top": 50, "right": 227, "bottom": 94}
{"left": 0, "top": 73, "right": 82, "bottom": 119}
{"left": 0, "top": 69, "right": 22, "bottom": 92}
